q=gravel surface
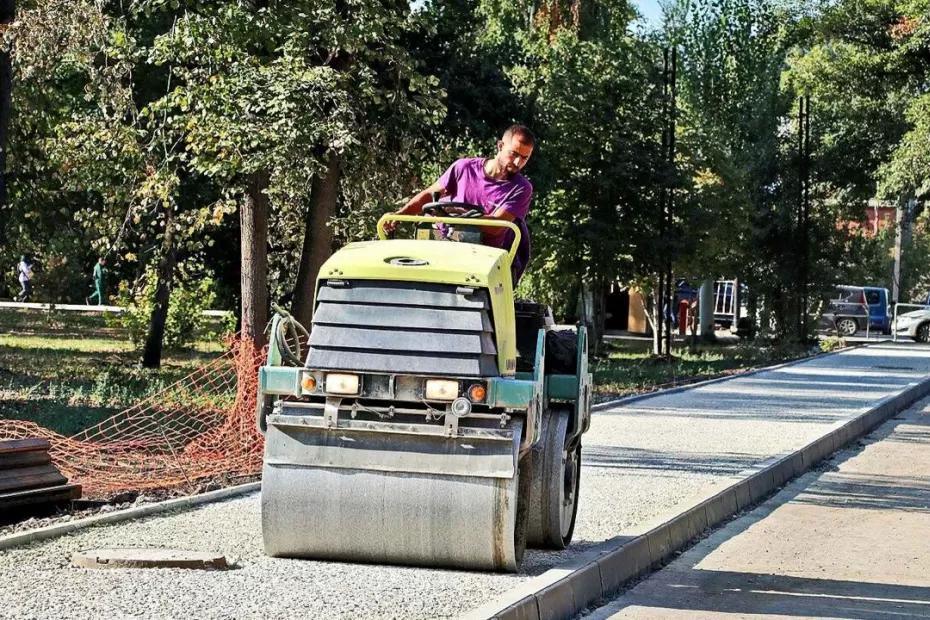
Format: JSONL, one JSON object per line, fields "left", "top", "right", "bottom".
{"left": 2, "top": 343, "right": 929, "bottom": 619}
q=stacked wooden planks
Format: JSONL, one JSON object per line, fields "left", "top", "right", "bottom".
{"left": 0, "top": 438, "right": 81, "bottom": 515}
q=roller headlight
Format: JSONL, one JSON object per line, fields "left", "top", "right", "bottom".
{"left": 425, "top": 379, "right": 459, "bottom": 401}
{"left": 325, "top": 373, "right": 360, "bottom": 395}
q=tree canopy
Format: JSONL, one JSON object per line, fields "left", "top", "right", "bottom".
{"left": 1, "top": 0, "right": 928, "bottom": 348}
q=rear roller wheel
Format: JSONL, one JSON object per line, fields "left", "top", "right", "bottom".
{"left": 526, "top": 408, "right": 581, "bottom": 549}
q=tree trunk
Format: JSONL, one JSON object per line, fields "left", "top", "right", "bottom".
{"left": 698, "top": 279, "right": 716, "bottom": 343}
{"left": 291, "top": 152, "right": 341, "bottom": 329}
{"left": 652, "top": 283, "right": 662, "bottom": 355}
{"left": 142, "top": 206, "right": 177, "bottom": 369}
{"left": 241, "top": 170, "right": 270, "bottom": 348}
{"left": 0, "top": 0, "right": 14, "bottom": 245}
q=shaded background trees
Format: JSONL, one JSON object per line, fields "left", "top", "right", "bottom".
{"left": 0, "top": 0, "right": 928, "bottom": 352}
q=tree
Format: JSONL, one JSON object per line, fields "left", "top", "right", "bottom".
{"left": 784, "top": 0, "right": 929, "bottom": 302}
{"left": 0, "top": 0, "right": 14, "bottom": 235}
{"left": 147, "top": 0, "right": 440, "bottom": 342}
{"left": 461, "top": 0, "right": 669, "bottom": 344}
{"left": 666, "top": 0, "right": 818, "bottom": 340}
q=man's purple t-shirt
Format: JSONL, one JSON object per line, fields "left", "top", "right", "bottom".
{"left": 436, "top": 157, "right": 533, "bottom": 283}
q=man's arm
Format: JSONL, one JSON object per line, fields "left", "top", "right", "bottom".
{"left": 488, "top": 205, "right": 517, "bottom": 222}
{"left": 398, "top": 182, "right": 445, "bottom": 216}
{"left": 384, "top": 182, "right": 446, "bottom": 233}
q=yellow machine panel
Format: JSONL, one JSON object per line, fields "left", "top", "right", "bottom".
{"left": 316, "top": 239, "right": 518, "bottom": 376}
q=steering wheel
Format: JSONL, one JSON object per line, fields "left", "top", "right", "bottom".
{"left": 421, "top": 202, "right": 484, "bottom": 219}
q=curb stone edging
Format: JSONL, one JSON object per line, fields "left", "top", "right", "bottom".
{"left": 464, "top": 362, "right": 930, "bottom": 620}
{"left": 0, "top": 482, "right": 261, "bottom": 551}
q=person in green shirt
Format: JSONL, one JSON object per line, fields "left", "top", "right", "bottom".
{"left": 86, "top": 257, "right": 107, "bottom": 305}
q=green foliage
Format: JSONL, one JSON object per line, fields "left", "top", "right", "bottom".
{"left": 880, "top": 94, "right": 930, "bottom": 198}
{"left": 3, "top": 0, "right": 440, "bottom": 311}
{"left": 3, "top": 0, "right": 928, "bottom": 356}
{"left": 0, "top": 308, "right": 226, "bottom": 435}
{"left": 818, "top": 335, "right": 846, "bottom": 352}
{"left": 668, "top": 0, "right": 814, "bottom": 339}
{"left": 113, "top": 265, "right": 220, "bottom": 350}
{"left": 463, "top": 0, "right": 667, "bottom": 318}
{"left": 780, "top": 0, "right": 929, "bottom": 309}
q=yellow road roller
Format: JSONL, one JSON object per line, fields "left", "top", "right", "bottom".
{"left": 256, "top": 205, "right": 593, "bottom": 571}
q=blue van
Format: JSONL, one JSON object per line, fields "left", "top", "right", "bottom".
{"left": 863, "top": 286, "right": 892, "bottom": 334}
{"left": 821, "top": 285, "right": 891, "bottom": 336}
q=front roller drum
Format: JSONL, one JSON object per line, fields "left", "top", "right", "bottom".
{"left": 526, "top": 408, "right": 581, "bottom": 549}
{"left": 261, "top": 418, "right": 526, "bottom": 571}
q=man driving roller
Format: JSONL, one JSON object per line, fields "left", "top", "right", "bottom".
{"left": 388, "top": 124, "right": 535, "bottom": 285}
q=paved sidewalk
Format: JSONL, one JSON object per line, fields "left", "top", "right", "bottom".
{"left": 585, "top": 393, "right": 930, "bottom": 619}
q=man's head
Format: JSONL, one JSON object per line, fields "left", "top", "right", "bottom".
{"left": 495, "top": 124, "right": 535, "bottom": 178}
{"left": 98, "top": 257, "right": 106, "bottom": 265}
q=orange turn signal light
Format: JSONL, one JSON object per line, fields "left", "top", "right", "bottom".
{"left": 468, "top": 384, "right": 487, "bottom": 403}
{"left": 301, "top": 375, "right": 317, "bottom": 392}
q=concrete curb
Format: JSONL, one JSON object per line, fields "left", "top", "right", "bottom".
{"left": 590, "top": 344, "right": 861, "bottom": 413}
{"left": 0, "top": 482, "right": 261, "bottom": 551}
{"left": 465, "top": 362, "right": 930, "bottom": 620}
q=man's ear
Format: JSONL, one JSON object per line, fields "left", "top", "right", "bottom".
{"left": 497, "top": 140, "right": 504, "bottom": 151}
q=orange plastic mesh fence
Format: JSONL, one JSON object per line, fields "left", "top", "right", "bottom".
{"left": 0, "top": 337, "right": 266, "bottom": 499}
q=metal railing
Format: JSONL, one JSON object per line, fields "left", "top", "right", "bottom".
{"left": 891, "top": 302, "right": 930, "bottom": 343}
{"left": 826, "top": 301, "right": 871, "bottom": 339}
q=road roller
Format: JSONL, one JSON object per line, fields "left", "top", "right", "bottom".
{"left": 256, "top": 205, "right": 593, "bottom": 571}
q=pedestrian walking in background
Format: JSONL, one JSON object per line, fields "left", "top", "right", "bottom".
{"left": 14, "top": 255, "right": 33, "bottom": 302}
{"left": 86, "top": 257, "right": 107, "bottom": 305}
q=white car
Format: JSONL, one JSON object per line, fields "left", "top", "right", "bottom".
{"left": 894, "top": 308, "right": 930, "bottom": 342}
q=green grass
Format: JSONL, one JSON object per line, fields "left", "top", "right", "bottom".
{"left": 0, "top": 308, "right": 230, "bottom": 436}
{"left": 593, "top": 337, "right": 814, "bottom": 400}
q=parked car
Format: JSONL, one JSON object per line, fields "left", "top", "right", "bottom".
{"left": 819, "top": 285, "right": 891, "bottom": 336}
{"left": 894, "top": 307, "right": 930, "bottom": 342}
{"left": 863, "top": 286, "right": 893, "bottom": 334}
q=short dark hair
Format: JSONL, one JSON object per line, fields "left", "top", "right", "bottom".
{"left": 503, "top": 124, "right": 536, "bottom": 146}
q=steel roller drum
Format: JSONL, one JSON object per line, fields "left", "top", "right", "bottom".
{"left": 261, "top": 412, "right": 524, "bottom": 571}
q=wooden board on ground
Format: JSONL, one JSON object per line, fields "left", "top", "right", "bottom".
{"left": 0, "top": 438, "right": 51, "bottom": 454}
{"left": 0, "top": 437, "right": 81, "bottom": 516}
{"left": 0, "top": 484, "right": 82, "bottom": 512}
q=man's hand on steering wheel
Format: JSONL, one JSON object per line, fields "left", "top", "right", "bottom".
{"left": 384, "top": 201, "right": 485, "bottom": 236}
{"left": 421, "top": 202, "right": 484, "bottom": 218}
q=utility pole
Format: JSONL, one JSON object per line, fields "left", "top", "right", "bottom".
{"left": 656, "top": 47, "right": 677, "bottom": 357}
{"left": 892, "top": 197, "right": 917, "bottom": 304}
{"left": 664, "top": 47, "right": 677, "bottom": 358}
{"left": 796, "top": 96, "right": 812, "bottom": 341}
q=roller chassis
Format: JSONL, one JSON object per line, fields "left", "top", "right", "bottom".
{"left": 256, "top": 211, "right": 593, "bottom": 571}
